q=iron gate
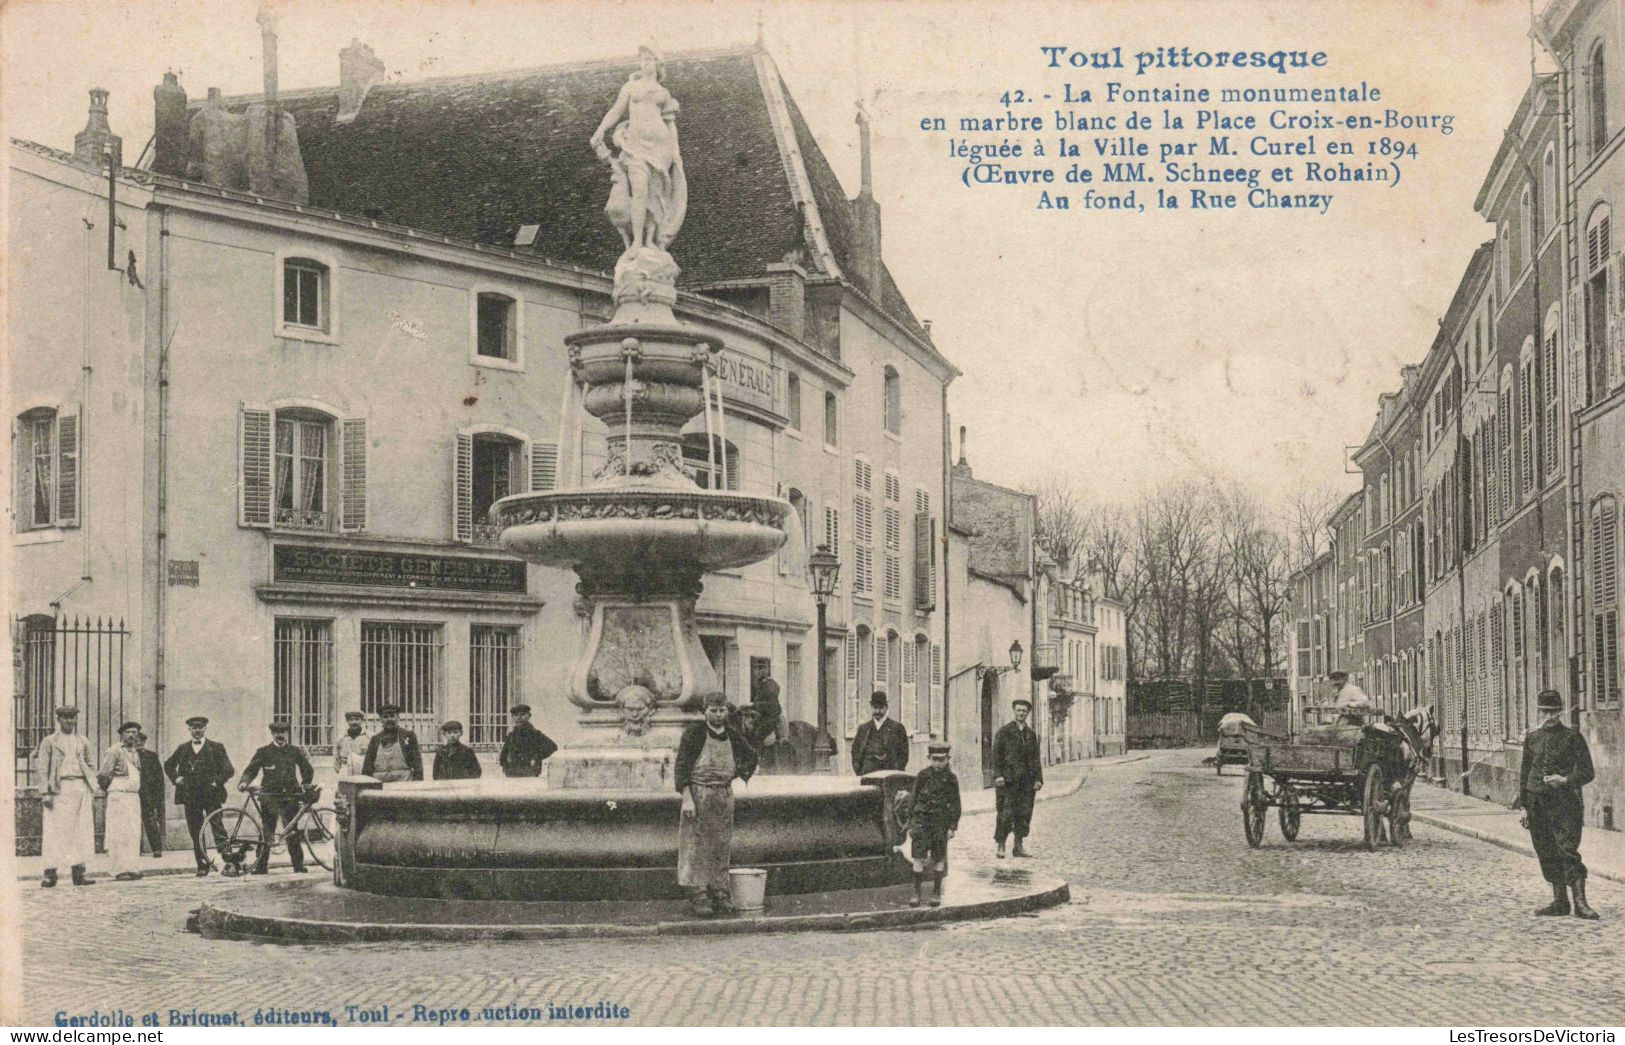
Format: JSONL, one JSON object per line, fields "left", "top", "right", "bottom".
{"left": 12, "top": 615, "right": 131, "bottom": 788}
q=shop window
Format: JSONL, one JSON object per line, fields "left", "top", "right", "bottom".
{"left": 360, "top": 621, "right": 443, "bottom": 738}
{"left": 274, "top": 618, "right": 333, "bottom": 751}
{"left": 470, "top": 625, "right": 520, "bottom": 746}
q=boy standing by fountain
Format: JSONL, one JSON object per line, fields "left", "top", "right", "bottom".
{"left": 903, "top": 740, "right": 961, "bottom": 907}
{"left": 675, "top": 692, "right": 758, "bottom": 916}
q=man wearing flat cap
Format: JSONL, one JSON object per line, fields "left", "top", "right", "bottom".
{"left": 902, "top": 740, "right": 961, "bottom": 908}
{"left": 1329, "top": 670, "right": 1372, "bottom": 711}
{"left": 852, "top": 691, "right": 910, "bottom": 776}
{"left": 238, "top": 720, "right": 314, "bottom": 874}
{"left": 34, "top": 706, "right": 101, "bottom": 887}
{"left": 98, "top": 721, "right": 147, "bottom": 880}
{"left": 1513, "top": 689, "right": 1599, "bottom": 920}
{"left": 499, "top": 704, "right": 558, "bottom": 777}
{"left": 165, "top": 715, "right": 234, "bottom": 876}
{"left": 363, "top": 704, "right": 423, "bottom": 783}
{"left": 992, "top": 697, "right": 1044, "bottom": 859}
{"left": 674, "top": 692, "right": 759, "bottom": 916}
{"left": 334, "top": 710, "right": 369, "bottom": 777}
{"left": 433, "top": 721, "right": 483, "bottom": 780}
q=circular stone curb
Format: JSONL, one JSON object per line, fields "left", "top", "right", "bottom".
{"left": 194, "top": 872, "right": 1071, "bottom": 943}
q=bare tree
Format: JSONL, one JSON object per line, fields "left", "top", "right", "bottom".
{"left": 1284, "top": 481, "right": 1345, "bottom": 572}
{"left": 1030, "top": 478, "right": 1091, "bottom": 577}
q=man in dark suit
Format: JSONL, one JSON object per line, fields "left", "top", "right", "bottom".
{"left": 1513, "top": 689, "right": 1599, "bottom": 919}
{"left": 238, "top": 720, "right": 314, "bottom": 874}
{"left": 992, "top": 697, "right": 1044, "bottom": 859}
{"left": 432, "top": 720, "right": 483, "bottom": 780}
{"left": 135, "top": 731, "right": 166, "bottom": 857}
{"left": 851, "top": 691, "right": 910, "bottom": 776}
{"left": 499, "top": 704, "right": 558, "bottom": 777}
{"left": 163, "top": 715, "right": 234, "bottom": 876}
{"left": 362, "top": 704, "right": 424, "bottom": 782}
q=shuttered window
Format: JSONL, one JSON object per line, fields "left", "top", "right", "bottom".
{"left": 883, "top": 471, "right": 902, "bottom": 602}
{"left": 239, "top": 406, "right": 365, "bottom": 532}
{"left": 853, "top": 459, "right": 874, "bottom": 596}
{"left": 1592, "top": 498, "right": 1620, "bottom": 707}
{"left": 13, "top": 407, "right": 80, "bottom": 531}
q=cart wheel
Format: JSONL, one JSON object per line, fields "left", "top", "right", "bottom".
{"left": 1362, "top": 765, "right": 1387, "bottom": 852}
{"left": 1387, "top": 785, "right": 1411, "bottom": 846}
{"left": 1242, "top": 771, "right": 1267, "bottom": 848}
{"left": 296, "top": 806, "right": 339, "bottom": 871}
{"left": 204, "top": 806, "right": 265, "bottom": 874}
{"left": 1278, "top": 788, "right": 1301, "bottom": 841}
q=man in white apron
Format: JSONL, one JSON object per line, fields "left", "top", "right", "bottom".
{"left": 674, "top": 693, "right": 758, "bottom": 916}
{"left": 98, "top": 721, "right": 146, "bottom": 880}
{"left": 34, "top": 706, "right": 101, "bottom": 887}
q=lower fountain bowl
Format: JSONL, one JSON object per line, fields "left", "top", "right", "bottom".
{"left": 337, "top": 774, "right": 914, "bottom": 901}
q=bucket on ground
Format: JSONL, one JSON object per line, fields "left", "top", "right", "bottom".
{"left": 728, "top": 867, "right": 767, "bottom": 911}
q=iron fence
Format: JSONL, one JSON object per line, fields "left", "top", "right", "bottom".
{"left": 12, "top": 615, "right": 131, "bottom": 788}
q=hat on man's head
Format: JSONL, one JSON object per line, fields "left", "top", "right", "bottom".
{"left": 441, "top": 720, "right": 464, "bottom": 733}
{"left": 118, "top": 720, "right": 142, "bottom": 734}
{"left": 510, "top": 704, "right": 531, "bottom": 715}
{"left": 378, "top": 703, "right": 402, "bottom": 716}
{"left": 927, "top": 740, "right": 951, "bottom": 756}
{"left": 870, "top": 691, "right": 889, "bottom": 707}
{"left": 185, "top": 715, "right": 209, "bottom": 727}
{"left": 268, "top": 720, "right": 291, "bottom": 734}
{"left": 54, "top": 706, "right": 80, "bottom": 719}
{"left": 1329, "top": 670, "right": 1349, "bottom": 682}
{"left": 344, "top": 710, "right": 365, "bottom": 722}
{"left": 1011, "top": 698, "right": 1033, "bottom": 710}
{"left": 701, "top": 691, "right": 729, "bottom": 707}
{"left": 1536, "top": 689, "right": 1565, "bottom": 712}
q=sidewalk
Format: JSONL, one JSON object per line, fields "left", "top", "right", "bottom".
{"left": 1410, "top": 782, "right": 1625, "bottom": 884}
{"left": 959, "top": 752, "right": 1148, "bottom": 816}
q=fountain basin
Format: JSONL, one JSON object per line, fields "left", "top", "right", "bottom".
{"left": 494, "top": 488, "right": 788, "bottom": 576}
{"left": 335, "top": 773, "right": 915, "bottom": 902}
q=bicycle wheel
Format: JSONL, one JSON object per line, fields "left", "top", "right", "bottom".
{"left": 296, "top": 806, "right": 339, "bottom": 872}
{"left": 203, "top": 806, "right": 265, "bottom": 875}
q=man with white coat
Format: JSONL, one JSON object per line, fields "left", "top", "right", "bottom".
{"left": 34, "top": 706, "right": 101, "bottom": 887}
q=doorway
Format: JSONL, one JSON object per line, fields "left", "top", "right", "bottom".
{"left": 980, "top": 670, "right": 998, "bottom": 788}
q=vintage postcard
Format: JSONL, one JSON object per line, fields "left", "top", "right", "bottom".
{"left": 2, "top": 0, "right": 1622, "bottom": 1031}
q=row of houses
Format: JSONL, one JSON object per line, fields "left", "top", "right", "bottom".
{"left": 1290, "top": 0, "right": 1625, "bottom": 831}
{"left": 7, "top": 33, "right": 1124, "bottom": 844}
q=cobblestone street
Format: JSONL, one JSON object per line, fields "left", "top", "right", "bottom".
{"left": 15, "top": 751, "right": 1624, "bottom": 1026}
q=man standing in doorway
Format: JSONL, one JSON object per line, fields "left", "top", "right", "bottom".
{"left": 852, "top": 691, "right": 910, "bottom": 776}
{"left": 992, "top": 697, "right": 1043, "bottom": 859}
{"left": 135, "top": 730, "right": 166, "bottom": 858}
{"left": 238, "top": 720, "right": 314, "bottom": 875}
{"left": 1514, "top": 689, "right": 1599, "bottom": 920}
{"left": 363, "top": 704, "right": 423, "bottom": 782}
{"left": 98, "top": 722, "right": 146, "bottom": 881}
{"left": 500, "top": 704, "right": 558, "bottom": 777}
{"left": 34, "top": 707, "right": 100, "bottom": 887}
{"left": 165, "top": 715, "right": 233, "bottom": 877}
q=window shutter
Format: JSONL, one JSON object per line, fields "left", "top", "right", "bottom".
{"left": 930, "top": 643, "right": 944, "bottom": 738}
{"left": 239, "top": 406, "right": 273, "bottom": 528}
{"left": 1611, "top": 254, "right": 1625, "bottom": 391}
{"left": 12, "top": 417, "right": 26, "bottom": 533}
{"left": 913, "top": 512, "right": 934, "bottom": 610}
{"left": 1570, "top": 286, "right": 1588, "bottom": 408}
{"left": 453, "top": 432, "right": 473, "bottom": 542}
{"left": 844, "top": 636, "right": 859, "bottom": 739}
{"left": 529, "top": 440, "right": 559, "bottom": 493}
{"left": 875, "top": 632, "right": 888, "bottom": 691}
{"left": 340, "top": 418, "right": 367, "bottom": 532}
{"left": 55, "top": 408, "right": 80, "bottom": 528}
{"left": 823, "top": 505, "right": 841, "bottom": 587}
{"left": 901, "top": 639, "right": 917, "bottom": 729}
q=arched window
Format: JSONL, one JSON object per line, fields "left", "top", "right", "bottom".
{"left": 1542, "top": 144, "right": 1557, "bottom": 231}
{"left": 823, "top": 391, "right": 839, "bottom": 448}
{"left": 1543, "top": 303, "right": 1562, "bottom": 479}
{"left": 1498, "top": 223, "right": 1511, "bottom": 295}
{"left": 882, "top": 366, "right": 901, "bottom": 436}
{"left": 1590, "top": 40, "right": 1608, "bottom": 155}
{"left": 1549, "top": 565, "right": 1566, "bottom": 690}
{"left": 1520, "top": 186, "right": 1533, "bottom": 269}
{"left": 1519, "top": 338, "right": 1536, "bottom": 502}
{"left": 915, "top": 634, "right": 932, "bottom": 735}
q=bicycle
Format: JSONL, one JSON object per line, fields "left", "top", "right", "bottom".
{"left": 202, "top": 786, "right": 338, "bottom": 876}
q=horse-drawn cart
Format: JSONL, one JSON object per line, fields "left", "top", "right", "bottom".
{"left": 1239, "top": 707, "right": 1431, "bottom": 851}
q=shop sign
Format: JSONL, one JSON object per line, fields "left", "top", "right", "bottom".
{"left": 273, "top": 545, "right": 527, "bottom": 594}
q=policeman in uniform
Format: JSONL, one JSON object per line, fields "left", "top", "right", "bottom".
{"left": 1513, "top": 689, "right": 1599, "bottom": 920}
{"left": 499, "top": 704, "right": 558, "bottom": 777}
{"left": 237, "top": 720, "right": 315, "bottom": 874}
{"left": 992, "top": 697, "right": 1044, "bottom": 859}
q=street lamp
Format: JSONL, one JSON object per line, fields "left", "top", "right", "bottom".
{"left": 808, "top": 543, "right": 841, "bottom": 766}
{"left": 1009, "top": 640, "right": 1023, "bottom": 672}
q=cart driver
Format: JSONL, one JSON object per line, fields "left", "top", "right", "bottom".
{"left": 1329, "top": 670, "right": 1373, "bottom": 722}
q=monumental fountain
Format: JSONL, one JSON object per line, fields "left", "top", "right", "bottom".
{"left": 195, "top": 51, "right": 1067, "bottom": 934}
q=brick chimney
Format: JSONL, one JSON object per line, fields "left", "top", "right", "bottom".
{"left": 337, "top": 39, "right": 385, "bottom": 124}
{"left": 73, "top": 88, "right": 122, "bottom": 169}
{"left": 951, "top": 424, "right": 973, "bottom": 479}
{"left": 851, "top": 101, "right": 883, "bottom": 300}
{"left": 152, "top": 72, "right": 188, "bottom": 177}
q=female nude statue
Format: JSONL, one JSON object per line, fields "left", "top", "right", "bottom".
{"left": 590, "top": 46, "right": 688, "bottom": 253}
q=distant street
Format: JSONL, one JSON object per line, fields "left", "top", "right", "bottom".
{"left": 17, "top": 750, "right": 1624, "bottom": 1026}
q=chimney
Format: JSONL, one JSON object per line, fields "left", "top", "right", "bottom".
{"left": 152, "top": 72, "right": 189, "bottom": 177}
{"left": 951, "top": 424, "right": 973, "bottom": 479}
{"left": 852, "top": 101, "right": 883, "bottom": 300}
{"left": 337, "top": 39, "right": 385, "bottom": 124}
{"left": 922, "top": 319, "right": 933, "bottom": 339}
{"left": 257, "top": 4, "right": 279, "bottom": 155}
{"left": 73, "top": 88, "right": 122, "bottom": 169}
